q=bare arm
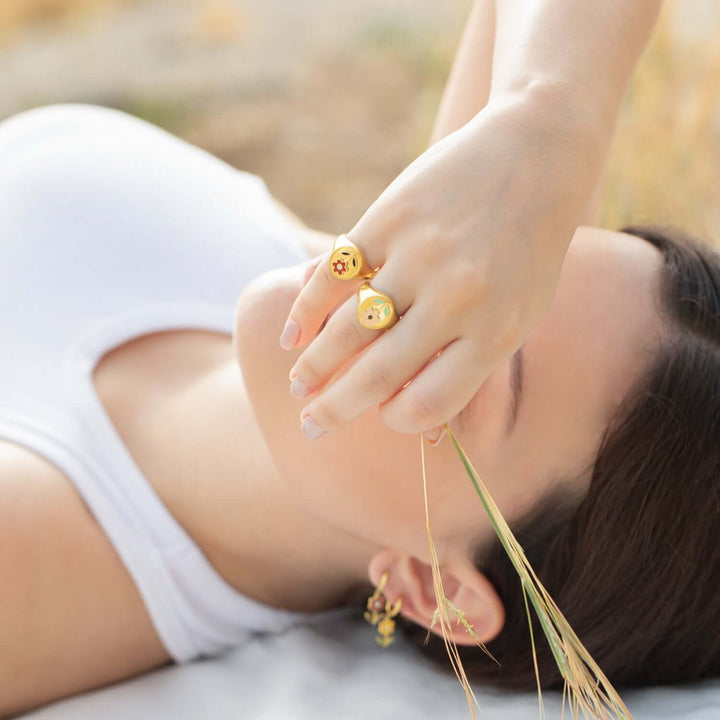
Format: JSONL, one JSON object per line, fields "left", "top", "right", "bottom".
{"left": 430, "top": 0, "right": 496, "bottom": 145}
{"left": 280, "top": 1, "right": 663, "bottom": 441}
{"left": 490, "top": 0, "right": 662, "bottom": 133}
{"left": 433, "top": 0, "right": 663, "bottom": 140}
{"left": 0, "top": 441, "right": 170, "bottom": 717}
{"left": 489, "top": 0, "right": 661, "bottom": 232}
{"left": 431, "top": 0, "right": 661, "bottom": 225}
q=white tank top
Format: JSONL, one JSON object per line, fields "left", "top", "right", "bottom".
{"left": 0, "top": 104, "right": 345, "bottom": 662}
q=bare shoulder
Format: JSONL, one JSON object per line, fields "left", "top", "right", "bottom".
{"left": 0, "top": 440, "right": 170, "bottom": 718}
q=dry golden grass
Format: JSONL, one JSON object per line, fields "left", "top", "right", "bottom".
{"left": 1, "top": 3, "right": 717, "bottom": 716}
{"left": 2, "top": 0, "right": 717, "bottom": 241}
{"left": 0, "top": 0, "right": 119, "bottom": 37}
{"left": 425, "top": 427, "right": 634, "bottom": 719}
{"left": 601, "top": 2, "right": 720, "bottom": 243}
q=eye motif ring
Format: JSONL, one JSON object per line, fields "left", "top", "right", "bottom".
{"left": 357, "top": 281, "right": 398, "bottom": 330}
{"left": 329, "top": 234, "right": 377, "bottom": 280}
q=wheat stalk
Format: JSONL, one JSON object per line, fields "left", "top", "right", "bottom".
{"left": 420, "top": 434, "right": 484, "bottom": 719}
{"left": 420, "top": 424, "right": 634, "bottom": 720}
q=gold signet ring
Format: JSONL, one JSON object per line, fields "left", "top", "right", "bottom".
{"left": 329, "top": 234, "right": 376, "bottom": 280}
{"left": 357, "top": 282, "right": 398, "bottom": 330}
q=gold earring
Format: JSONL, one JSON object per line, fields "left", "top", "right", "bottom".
{"left": 364, "top": 571, "right": 403, "bottom": 647}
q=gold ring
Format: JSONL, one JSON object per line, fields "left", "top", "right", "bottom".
{"left": 357, "top": 281, "right": 398, "bottom": 330}
{"left": 329, "top": 234, "right": 377, "bottom": 280}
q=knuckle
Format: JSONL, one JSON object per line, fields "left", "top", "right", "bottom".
{"left": 493, "top": 329, "right": 517, "bottom": 357}
{"left": 417, "top": 229, "right": 452, "bottom": 263}
{"left": 318, "top": 261, "right": 337, "bottom": 291}
{"left": 405, "top": 390, "right": 445, "bottom": 429}
{"left": 501, "top": 308, "right": 525, "bottom": 350}
{"left": 310, "top": 400, "right": 341, "bottom": 428}
{"left": 296, "top": 357, "right": 322, "bottom": 386}
{"left": 331, "top": 316, "right": 363, "bottom": 348}
{"left": 294, "top": 291, "right": 323, "bottom": 319}
{"left": 445, "top": 261, "right": 484, "bottom": 305}
{"left": 359, "top": 366, "right": 396, "bottom": 400}
{"left": 489, "top": 304, "right": 527, "bottom": 356}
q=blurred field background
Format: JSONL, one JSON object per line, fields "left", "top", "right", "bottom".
{"left": 1, "top": 0, "right": 718, "bottom": 241}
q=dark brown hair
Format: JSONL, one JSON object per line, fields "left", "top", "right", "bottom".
{"left": 399, "top": 225, "right": 720, "bottom": 690}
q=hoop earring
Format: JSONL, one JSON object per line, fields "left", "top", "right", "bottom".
{"left": 364, "top": 571, "right": 403, "bottom": 647}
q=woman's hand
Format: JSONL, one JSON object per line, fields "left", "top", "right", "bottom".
{"left": 280, "top": 86, "right": 603, "bottom": 442}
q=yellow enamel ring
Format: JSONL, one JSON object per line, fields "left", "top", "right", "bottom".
{"left": 329, "top": 234, "right": 377, "bottom": 280}
{"left": 357, "top": 281, "right": 398, "bottom": 330}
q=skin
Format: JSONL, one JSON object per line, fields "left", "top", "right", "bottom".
{"left": 0, "top": 221, "right": 665, "bottom": 717}
{"left": 282, "top": 0, "right": 662, "bottom": 443}
{"left": 0, "top": 1, "right": 665, "bottom": 714}
{"left": 232, "top": 223, "right": 666, "bottom": 632}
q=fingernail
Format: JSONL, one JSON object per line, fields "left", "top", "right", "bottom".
{"left": 426, "top": 426, "right": 446, "bottom": 446}
{"left": 290, "top": 376, "right": 311, "bottom": 399}
{"left": 280, "top": 318, "right": 300, "bottom": 350}
{"left": 301, "top": 415, "right": 325, "bottom": 439}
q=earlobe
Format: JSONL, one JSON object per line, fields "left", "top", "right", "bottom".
{"left": 368, "top": 551, "right": 505, "bottom": 647}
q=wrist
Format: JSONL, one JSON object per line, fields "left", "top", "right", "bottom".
{"left": 490, "top": 78, "right": 611, "bottom": 223}
{"left": 460, "top": 80, "right": 609, "bottom": 258}
{"left": 488, "top": 76, "right": 613, "bottom": 158}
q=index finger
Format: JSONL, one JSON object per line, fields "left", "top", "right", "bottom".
{"left": 279, "top": 238, "right": 380, "bottom": 350}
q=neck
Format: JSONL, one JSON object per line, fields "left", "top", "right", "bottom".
{"left": 150, "top": 339, "right": 378, "bottom": 614}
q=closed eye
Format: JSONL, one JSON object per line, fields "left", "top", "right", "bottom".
{"left": 505, "top": 346, "right": 524, "bottom": 437}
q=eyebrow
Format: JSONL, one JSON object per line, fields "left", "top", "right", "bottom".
{"left": 505, "top": 346, "right": 524, "bottom": 436}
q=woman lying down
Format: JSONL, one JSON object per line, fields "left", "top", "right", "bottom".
{"left": 1, "top": 17, "right": 720, "bottom": 720}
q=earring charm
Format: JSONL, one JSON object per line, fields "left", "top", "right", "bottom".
{"left": 364, "top": 571, "right": 403, "bottom": 647}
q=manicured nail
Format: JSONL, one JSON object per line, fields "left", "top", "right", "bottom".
{"left": 301, "top": 415, "right": 325, "bottom": 439}
{"left": 280, "top": 318, "right": 300, "bottom": 349}
{"left": 426, "top": 426, "right": 446, "bottom": 446}
{"left": 290, "top": 376, "right": 311, "bottom": 399}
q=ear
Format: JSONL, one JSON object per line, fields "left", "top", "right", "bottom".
{"left": 368, "top": 549, "right": 505, "bottom": 647}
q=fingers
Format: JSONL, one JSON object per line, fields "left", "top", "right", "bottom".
{"left": 280, "top": 237, "right": 383, "bottom": 351}
{"left": 296, "top": 300, "right": 458, "bottom": 436}
{"left": 288, "top": 295, "right": 387, "bottom": 399}
{"left": 378, "top": 338, "right": 482, "bottom": 434}
{"left": 424, "top": 424, "right": 447, "bottom": 446}
{"left": 301, "top": 255, "right": 325, "bottom": 286}
{"left": 288, "top": 263, "right": 414, "bottom": 398}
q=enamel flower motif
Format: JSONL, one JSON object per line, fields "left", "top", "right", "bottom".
{"left": 332, "top": 258, "right": 348, "bottom": 275}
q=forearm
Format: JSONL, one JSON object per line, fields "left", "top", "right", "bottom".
{"left": 490, "top": 0, "right": 662, "bottom": 138}
{"left": 470, "top": 0, "right": 663, "bottom": 248}
{"left": 430, "top": 0, "right": 495, "bottom": 145}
